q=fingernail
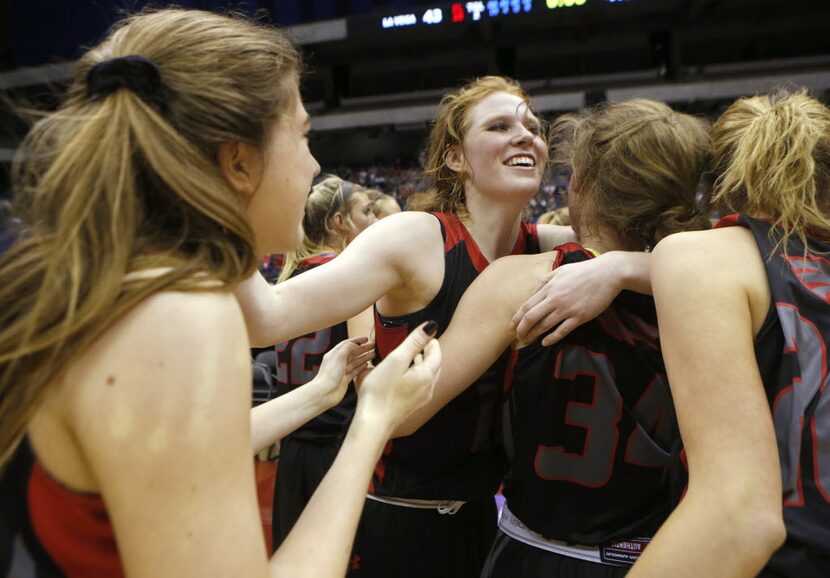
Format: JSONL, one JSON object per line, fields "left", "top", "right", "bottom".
{"left": 423, "top": 320, "right": 438, "bottom": 336}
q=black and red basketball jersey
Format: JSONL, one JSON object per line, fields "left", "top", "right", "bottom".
{"left": 718, "top": 214, "right": 830, "bottom": 576}
{"left": 502, "top": 243, "right": 678, "bottom": 545}
{"left": 371, "top": 212, "right": 540, "bottom": 501}
{"left": 0, "top": 438, "right": 123, "bottom": 578}
{"left": 274, "top": 255, "right": 355, "bottom": 442}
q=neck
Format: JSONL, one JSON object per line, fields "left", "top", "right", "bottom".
{"left": 461, "top": 192, "right": 525, "bottom": 262}
{"left": 316, "top": 243, "right": 341, "bottom": 256}
{"left": 576, "top": 226, "right": 628, "bottom": 255}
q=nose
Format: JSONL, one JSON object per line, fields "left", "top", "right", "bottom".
{"left": 512, "top": 124, "right": 534, "bottom": 145}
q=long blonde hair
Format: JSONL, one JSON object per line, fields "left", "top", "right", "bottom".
{"left": 420, "top": 76, "right": 537, "bottom": 216}
{"left": 278, "top": 175, "right": 362, "bottom": 282}
{"left": 0, "top": 8, "right": 302, "bottom": 468}
{"left": 710, "top": 90, "right": 830, "bottom": 250}
{"left": 552, "top": 99, "right": 711, "bottom": 250}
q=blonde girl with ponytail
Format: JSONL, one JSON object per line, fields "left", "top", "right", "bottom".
{"left": 278, "top": 176, "right": 377, "bottom": 283}
{"left": 629, "top": 90, "right": 830, "bottom": 578}
{"left": 0, "top": 9, "right": 440, "bottom": 578}
{"left": 252, "top": 175, "right": 377, "bottom": 551}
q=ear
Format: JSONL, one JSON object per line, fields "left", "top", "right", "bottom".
{"left": 444, "top": 145, "right": 465, "bottom": 174}
{"left": 217, "top": 140, "right": 263, "bottom": 198}
{"left": 331, "top": 212, "right": 350, "bottom": 233}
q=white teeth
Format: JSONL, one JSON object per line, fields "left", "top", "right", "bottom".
{"left": 506, "top": 156, "right": 535, "bottom": 167}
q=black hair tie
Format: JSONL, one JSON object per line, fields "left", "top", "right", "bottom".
{"left": 85, "top": 55, "right": 168, "bottom": 113}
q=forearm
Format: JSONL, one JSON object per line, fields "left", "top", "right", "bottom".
{"left": 629, "top": 490, "right": 784, "bottom": 578}
{"left": 269, "top": 409, "right": 390, "bottom": 578}
{"left": 250, "top": 384, "right": 331, "bottom": 454}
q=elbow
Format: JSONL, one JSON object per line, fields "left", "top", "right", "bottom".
{"left": 391, "top": 421, "right": 420, "bottom": 439}
{"left": 754, "top": 509, "right": 787, "bottom": 556}
{"left": 737, "top": 482, "right": 787, "bottom": 556}
{"left": 713, "top": 487, "right": 786, "bottom": 562}
{"left": 684, "top": 474, "right": 786, "bottom": 565}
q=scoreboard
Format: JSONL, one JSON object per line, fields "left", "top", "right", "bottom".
{"left": 379, "top": 0, "right": 631, "bottom": 30}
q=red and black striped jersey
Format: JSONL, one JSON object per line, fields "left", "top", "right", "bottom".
{"left": 717, "top": 214, "right": 830, "bottom": 576}
{"left": 274, "top": 255, "right": 355, "bottom": 442}
{"left": 502, "top": 243, "right": 678, "bottom": 545}
{"left": 370, "top": 212, "right": 540, "bottom": 501}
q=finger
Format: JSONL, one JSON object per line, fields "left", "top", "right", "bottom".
{"left": 349, "top": 336, "right": 369, "bottom": 345}
{"left": 346, "top": 341, "right": 375, "bottom": 359}
{"left": 541, "top": 318, "right": 580, "bottom": 347}
{"left": 535, "top": 270, "right": 556, "bottom": 290}
{"left": 510, "top": 290, "right": 548, "bottom": 330}
{"left": 347, "top": 352, "right": 375, "bottom": 374}
{"left": 322, "top": 341, "right": 351, "bottom": 365}
{"left": 388, "top": 321, "right": 438, "bottom": 365}
{"left": 346, "top": 364, "right": 367, "bottom": 382}
{"left": 522, "top": 308, "right": 567, "bottom": 344}
{"left": 331, "top": 339, "right": 358, "bottom": 355}
{"left": 351, "top": 348, "right": 376, "bottom": 363}
{"left": 344, "top": 341, "right": 374, "bottom": 362}
{"left": 420, "top": 339, "right": 442, "bottom": 377}
{"left": 515, "top": 299, "right": 559, "bottom": 340}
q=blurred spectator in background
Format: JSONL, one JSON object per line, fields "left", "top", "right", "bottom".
{"left": 366, "top": 189, "right": 401, "bottom": 219}
{"left": 536, "top": 207, "right": 570, "bottom": 226}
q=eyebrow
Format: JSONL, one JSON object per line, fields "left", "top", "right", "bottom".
{"left": 481, "top": 113, "right": 541, "bottom": 126}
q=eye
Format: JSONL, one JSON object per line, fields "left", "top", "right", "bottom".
{"left": 487, "top": 122, "right": 509, "bottom": 132}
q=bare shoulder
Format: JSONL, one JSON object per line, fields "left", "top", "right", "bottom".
{"left": 65, "top": 289, "right": 250, "bottom": 443}
{"left": 653, "top": 228, "right": 770, "bottom": 331}
{"left": 476, "top": 251, "right": 558, "bottom": 306}
{"left": 366, "top": 210, "right": 442, "bottom": 241}
{"left": 536, "top": 223, "right": 577, "bottom": 251}
{"left": 653, "top": 228, "right": 761, "bottom": 282}
{"left": 344, "top": 209, "right": 444, "bottom": 273}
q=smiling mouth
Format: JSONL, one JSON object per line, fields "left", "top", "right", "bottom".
{"left": 505, "top": 155, "right": 536, "bottom": 168}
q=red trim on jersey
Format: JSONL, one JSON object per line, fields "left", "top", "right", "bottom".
{"left": 714, "top": 213, "right": 742, "bottom": 228}
{"left": 433, "top": 212, "right": 538, "bottom": 273}
{"left": 369, "top": 441, "right": 394, "bottom": 494}
{"left": 301, "top": 253, "right": 337, "bottom": 267}
{"left": 503, "top": 349, "right": 520, "bottom": 394}
{"left": 374, "top": 309, "right": 409, "bottom": 359}
{"left": 28, "top": 461, "right": 124, "bottom": 578}
{"left": 716, "top": 213, "right": 830, "bottom": 243}
{"left": 552, "top": 243, "right": 592, "bottom": 269}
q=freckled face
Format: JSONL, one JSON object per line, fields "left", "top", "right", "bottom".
{"left": 456, "top": 92, "right": 548, "bottom": 204}
{"left": 246, "top": 80, "right": 320, "bottom": 255}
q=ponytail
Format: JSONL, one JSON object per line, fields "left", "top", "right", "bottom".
{"left": 711, "top": 89, "right": 830, "bottom": 250}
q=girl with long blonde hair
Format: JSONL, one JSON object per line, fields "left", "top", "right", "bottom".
{"left": 0, "top": 9, "right": 439, "bottom": 578}
{"left": 262, "top": 175, "right": 377, "bottom": 550}
{"left": 628, "top": 91, "right": 830, "bottom": 577}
